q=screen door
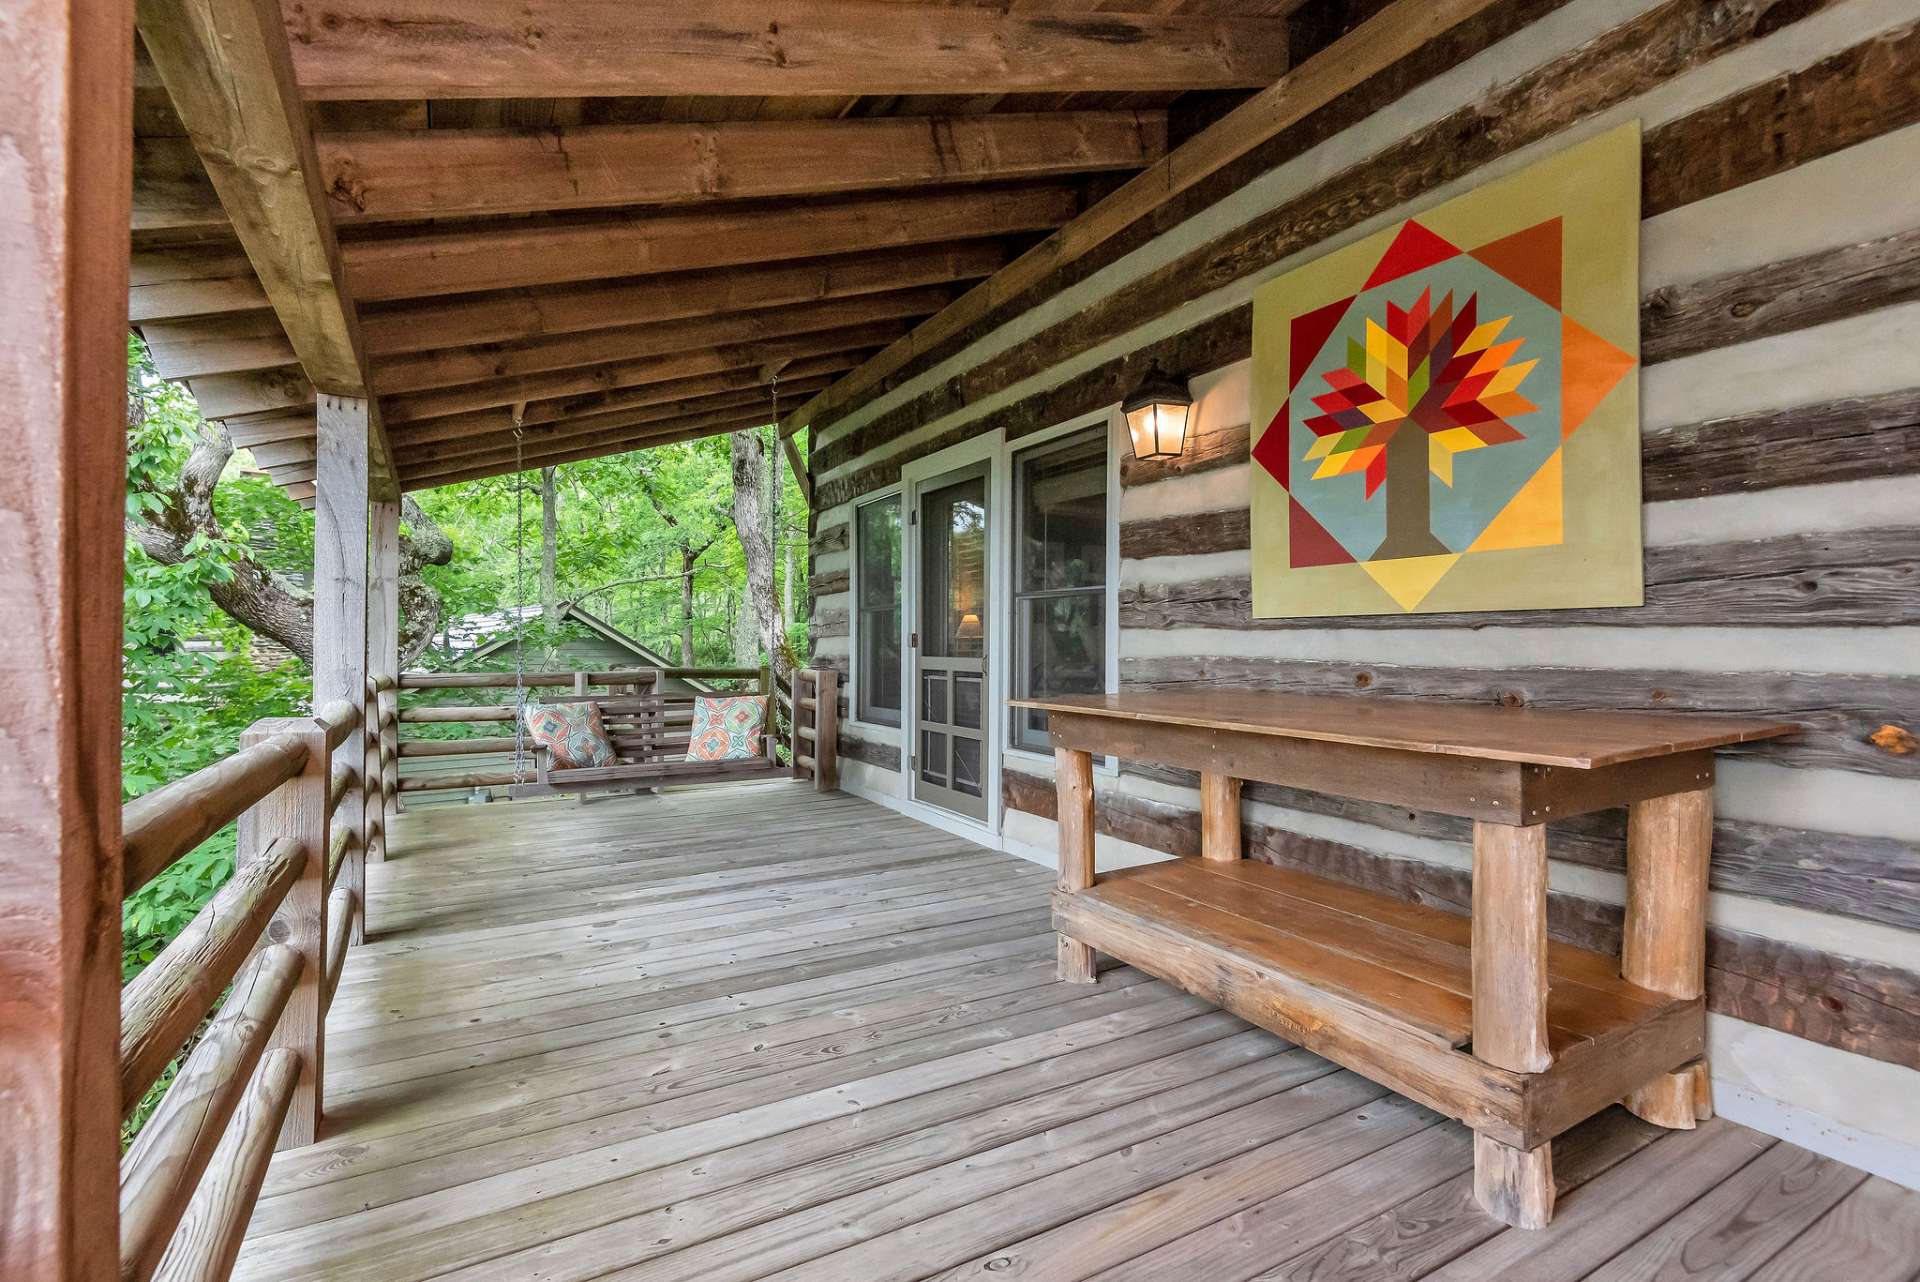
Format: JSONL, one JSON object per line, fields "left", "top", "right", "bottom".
{"left": 911, "top": 463, "right": 990, "bottom": 820}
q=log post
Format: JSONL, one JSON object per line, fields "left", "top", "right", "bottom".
{"left": 1200, "top": 773, "right": 1242, "bottom": 862}
{"left": 316, "top": 395, "right": 370, "bottom": 943}
{"left": 236, "top": 718, "right": 331, "bottom": 1148}
{"left": 1622, "top": 786, "right": 1716, "bottom": 1129}
{"left": 1471, "top": 821, "right": 1554, "bottom": 1229}
{"left": 0, "top": 0, "right": 133, "bottom": 1272}
{"left": 1055, "top": 747, "right": 1098, "bottom": 984}
{"left": 367, "top": 497, "right": 400, "bottom": 850}
{"left": 813, "top": 669, "right": 840, "bottom": 792}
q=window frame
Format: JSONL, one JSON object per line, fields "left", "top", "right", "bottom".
{"left": 1000, "top": 413, "right": 1121, "bottom": 763}
{"left": 849, "top": 488, "right": 904, "bottom": 731}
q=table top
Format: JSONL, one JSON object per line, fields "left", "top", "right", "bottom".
{"left": 1009, "top": 690, "right": 1796, "bottom": 769}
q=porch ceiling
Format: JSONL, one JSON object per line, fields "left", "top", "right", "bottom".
{"left": 130, "top": 0, "right": 1310, "bottom": 503}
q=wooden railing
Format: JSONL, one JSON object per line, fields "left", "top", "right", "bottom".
{"left": 788, "top": 668, "right": 840, "bottom": 792}
{"left": 117, "top": 696, "right": 364, "bottom": 1282}
{"left": 394, "top": 666, "right": 837, "bottom": 795}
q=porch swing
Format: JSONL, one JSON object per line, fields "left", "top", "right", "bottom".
{"left": 497, "top": 406, "right": 789, "bottom": 799}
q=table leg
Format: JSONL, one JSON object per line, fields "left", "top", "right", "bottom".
{"left": 1200, "top": 772, "right": 1242, "bottom": 863}
{"left": 1471, "top": 820, "right": 1554, "bottom": 1229}
{"left": 1622, "top": 786, "right": 1716, "bottom": 1128}
{"left": 1055, "top": 746, "right": 1097, "bottom": 984}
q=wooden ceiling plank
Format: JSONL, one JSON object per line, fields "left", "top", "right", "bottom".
{"left": 783, "top": 0, "right": 1509, "bottom": 440}
{"left": 342, "top": 184, "right": 1079, "bottom": 301}
{"left": 251, "top": 439, "right": 318, "bottom": 468}
{"left": 358, "top": 241, "right": 1004, "bottom": 357}
{"left": 372, "top": 285, "right": 951, "bottom": 395}
{"left": 141, "top": 311, "right": 297, "bottom": 380}
{"left": 386, "top": 351, "right": 869, "bottom": 447}
{"left": 393, "top": 377, "right": 835, "bottom": 469}
{"left": 188, "top": 365, "right": 316, "bottom": 421}
{"left": 225, "top": 409, "right": 317, "bottom": 448}
{"left": 319, "top": 110, "right": 1166, "bottom": 222}
{"left": 139, "top": 0, "right": 398, "bottom": 496}
{"left": 286, "top": 0, "right": 1293, "bottom": 100}
{"left": 404, "top": 413, "right": 781, "bottom": 490}
{"left": 130, "top": 246, "right": 271, "bottom": 323}
{"left": 381, "top": 321, "right": 911, "bottom": 423}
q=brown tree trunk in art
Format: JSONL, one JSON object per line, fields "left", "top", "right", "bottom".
{"left": 1376, "top": 424, "right": 1450, "bottom": 560}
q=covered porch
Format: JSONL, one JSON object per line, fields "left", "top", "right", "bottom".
{"left": 233, "top": 784, "right": 1918, "bottom": 1281}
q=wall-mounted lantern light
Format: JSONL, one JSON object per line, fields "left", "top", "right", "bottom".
{"left": 1121, "top": 367, "right": 1194, "bottom": 461}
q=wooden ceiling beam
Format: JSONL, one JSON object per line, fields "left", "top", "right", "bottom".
{"left": 342, "top": 185, "right": 1078, "bottom": 302}
{"left": 382, "top": 322, "right": 910, "bottom": 424}
{"left": 387, "top": 352, "right": 869, "bottom": 448}
{"left": 404, "top": 413, "right": 782, "bottom": 490}
{"left": 359, "top": 241, "right": 1005, "bottom": 357}
{"left": 140, "top": 0, "right": 398, "bottom": 497}
{"left": 392, "top": 379, "right": 836, "bottom": 471}
{"left": 373, "top": 286, "right": 951, "bottom": 395}
{"left": 318, "top": 111, "right": 1166, "bottom": 223}
{"left": 286, "top": 0, "right": 1292, "bottom": 100}
{"left": 782, "top": 0, "right": 1509, "bottom": 442}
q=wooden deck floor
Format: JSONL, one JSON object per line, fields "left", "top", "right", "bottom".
{"left": 235, "top": 783, "right": 1920, "bottom": 1282}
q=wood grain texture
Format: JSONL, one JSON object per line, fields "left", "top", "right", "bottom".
{"left": 320, "top": 112, "right": 1166, "bottom": 222}
{"left": 119, "top": 838, "right": 303, "bottom": 1116}
{"left": 1200, "top": 773, "right": 1243, "bottom": 862}
{"left": 236, "top": 718, "right": 330, "bottom": 1147}
{"left": 138, "top": 0, "right": 397, "bottom": 492}
{"left": 1471, "top": 823, "right": 1553, "bottom": 1075}
{"left": 315, "top": 394, "right": 369, "bottom": 948}
{"left": 284, "top": 0, "right": 1294, "bottom": 99}
{"left": 119, "top": 945, "right": 300, "bottom": 1282}
{"left": 342, "top": 186, "right": 1079, "bottom": 302}
{"left": 1056, "top": 746, "right": 1098, "bottom": 983}
{"left": 0, "top": 0, "right": 131, "bottom": 1275}
{"left": 358, "top": 243, "right": 1002, "bottom": 358}
{"left": 1017, "top": 690, "right": 1791, "bottom": 769}
{"left": 121, "top": 732, "right": 309, "bottom": 897}
{"left": 1001, "top": 767, "right": 1920, "bottom": 1067}
{"left": 152, "top": 1048, "right": 300, "bottom": 1282}
{"left": 1122, "top": 656, "right": 1914, "bottom": 778}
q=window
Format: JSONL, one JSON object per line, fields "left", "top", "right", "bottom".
{"left": 854, "top": 496, "right": 902, "bottom": 727}
{"left": 1010, "top": 428, "right": 1108, "bottom": 751}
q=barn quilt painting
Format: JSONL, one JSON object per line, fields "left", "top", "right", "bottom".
{"left": 1250, "top": 123, "right": 1643, "bottom": 618}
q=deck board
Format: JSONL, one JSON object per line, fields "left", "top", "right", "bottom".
{"left": 233, "top": 783, "right": 1915, "bottom": 1281}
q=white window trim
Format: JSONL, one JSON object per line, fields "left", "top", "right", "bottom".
{"left": 845, "top": 484, "right": 903, "bottom": 741}
{"left": 997, "top": 407, "right": 1123, "bottom": 779}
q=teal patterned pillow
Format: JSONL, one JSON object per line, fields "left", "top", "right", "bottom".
{"left": 685, "top": 695, "right": 767, "bottom": 762}
{"left": 523, "top": 701, "right": 617, "bottom": 769}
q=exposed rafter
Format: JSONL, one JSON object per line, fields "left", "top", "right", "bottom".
{"left": 138, "top": 0, "right": 399, "bottom": 497}
{"left": 318, "top": 111, "right": 1167, "bottom": 223}
{"left": 284, "top": 0, "right": 1293, "bottom": 100}
{"left": 341, "top": 185, "right": 1080, "bottom": 301}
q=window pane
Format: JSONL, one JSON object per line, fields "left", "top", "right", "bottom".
{"left": 1012, "top": 427, "right": 1108, "bottom": 751}
{"left": 1016, "top": 432, "right": 1106, "bottom": 594}
{"left": 855, "top": 498, "right": 902, "bottom": 725}
{"left": 920, "top": 474, "right": 988, "bottom": 660}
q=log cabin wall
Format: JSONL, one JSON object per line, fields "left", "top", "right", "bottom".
{"left": 802, "top": 0, "right": 1920, "bottom": 1182}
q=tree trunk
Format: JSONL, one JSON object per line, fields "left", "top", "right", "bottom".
{"left": 126, "top": 417, "right": 453, "bottom": 666}
{"left": 539, "top": 466, "right": 560, "bottom": 622}
{"left": 678, "top": 544, "right": 698, "bottom": 666}
{"left": 730, "top": 429, "right": 790, "bottom": 680}
{"left": 1377, "top": 424, "right": 1451, "bottom": 561}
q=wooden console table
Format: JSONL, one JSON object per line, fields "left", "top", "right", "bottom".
{"left": 1009, "top": 690, "right": 1794, "bottom": 1229}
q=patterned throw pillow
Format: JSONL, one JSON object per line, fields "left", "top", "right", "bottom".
{"left": 523, "top": 700, "right": 617, "bottom": 770}
{"left": 685, "top": 695, "right": 767, "bottom": 763}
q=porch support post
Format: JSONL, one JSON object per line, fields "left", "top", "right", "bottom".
{"left": 0, "top": 0, "right": 134, "bottom": 1273}
{"left": 316, "top": 394, "right": 370, "bottom": 943}
{"left": 367, "top": 497, "right": 400, "bottom": 851}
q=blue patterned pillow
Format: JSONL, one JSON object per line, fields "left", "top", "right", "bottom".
{"left": 523, "top": 701, "right": 617, "bottom": 769}
{"left": 685, "top": 696, "right": 767, "bottom": 762}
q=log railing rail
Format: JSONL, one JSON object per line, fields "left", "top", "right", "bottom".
{"left": 116, "top": 696, "right": 364, "bottom": 1282}
{"left": 392, "top": 665, "right": 837, "bottom": 795}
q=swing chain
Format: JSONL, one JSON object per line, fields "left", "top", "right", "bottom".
{"left": 511, "top": 410, "right": 528, "bottom": 787}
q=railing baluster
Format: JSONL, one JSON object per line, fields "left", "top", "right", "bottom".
{"left": 236, "top": 716, "right": 331, "bottom": 1148}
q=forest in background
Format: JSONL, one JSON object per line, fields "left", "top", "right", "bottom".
{"left": 118, "top": 337, "right": 810, "bottom": 1138}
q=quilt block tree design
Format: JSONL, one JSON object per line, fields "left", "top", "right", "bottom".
{"left": 1249, "top": 123, "right": 1643, "bottom": 618}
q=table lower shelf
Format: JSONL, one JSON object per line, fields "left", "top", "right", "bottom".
{"left": 1055, "top": 856, "right": 1704, "bottom": 1148}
